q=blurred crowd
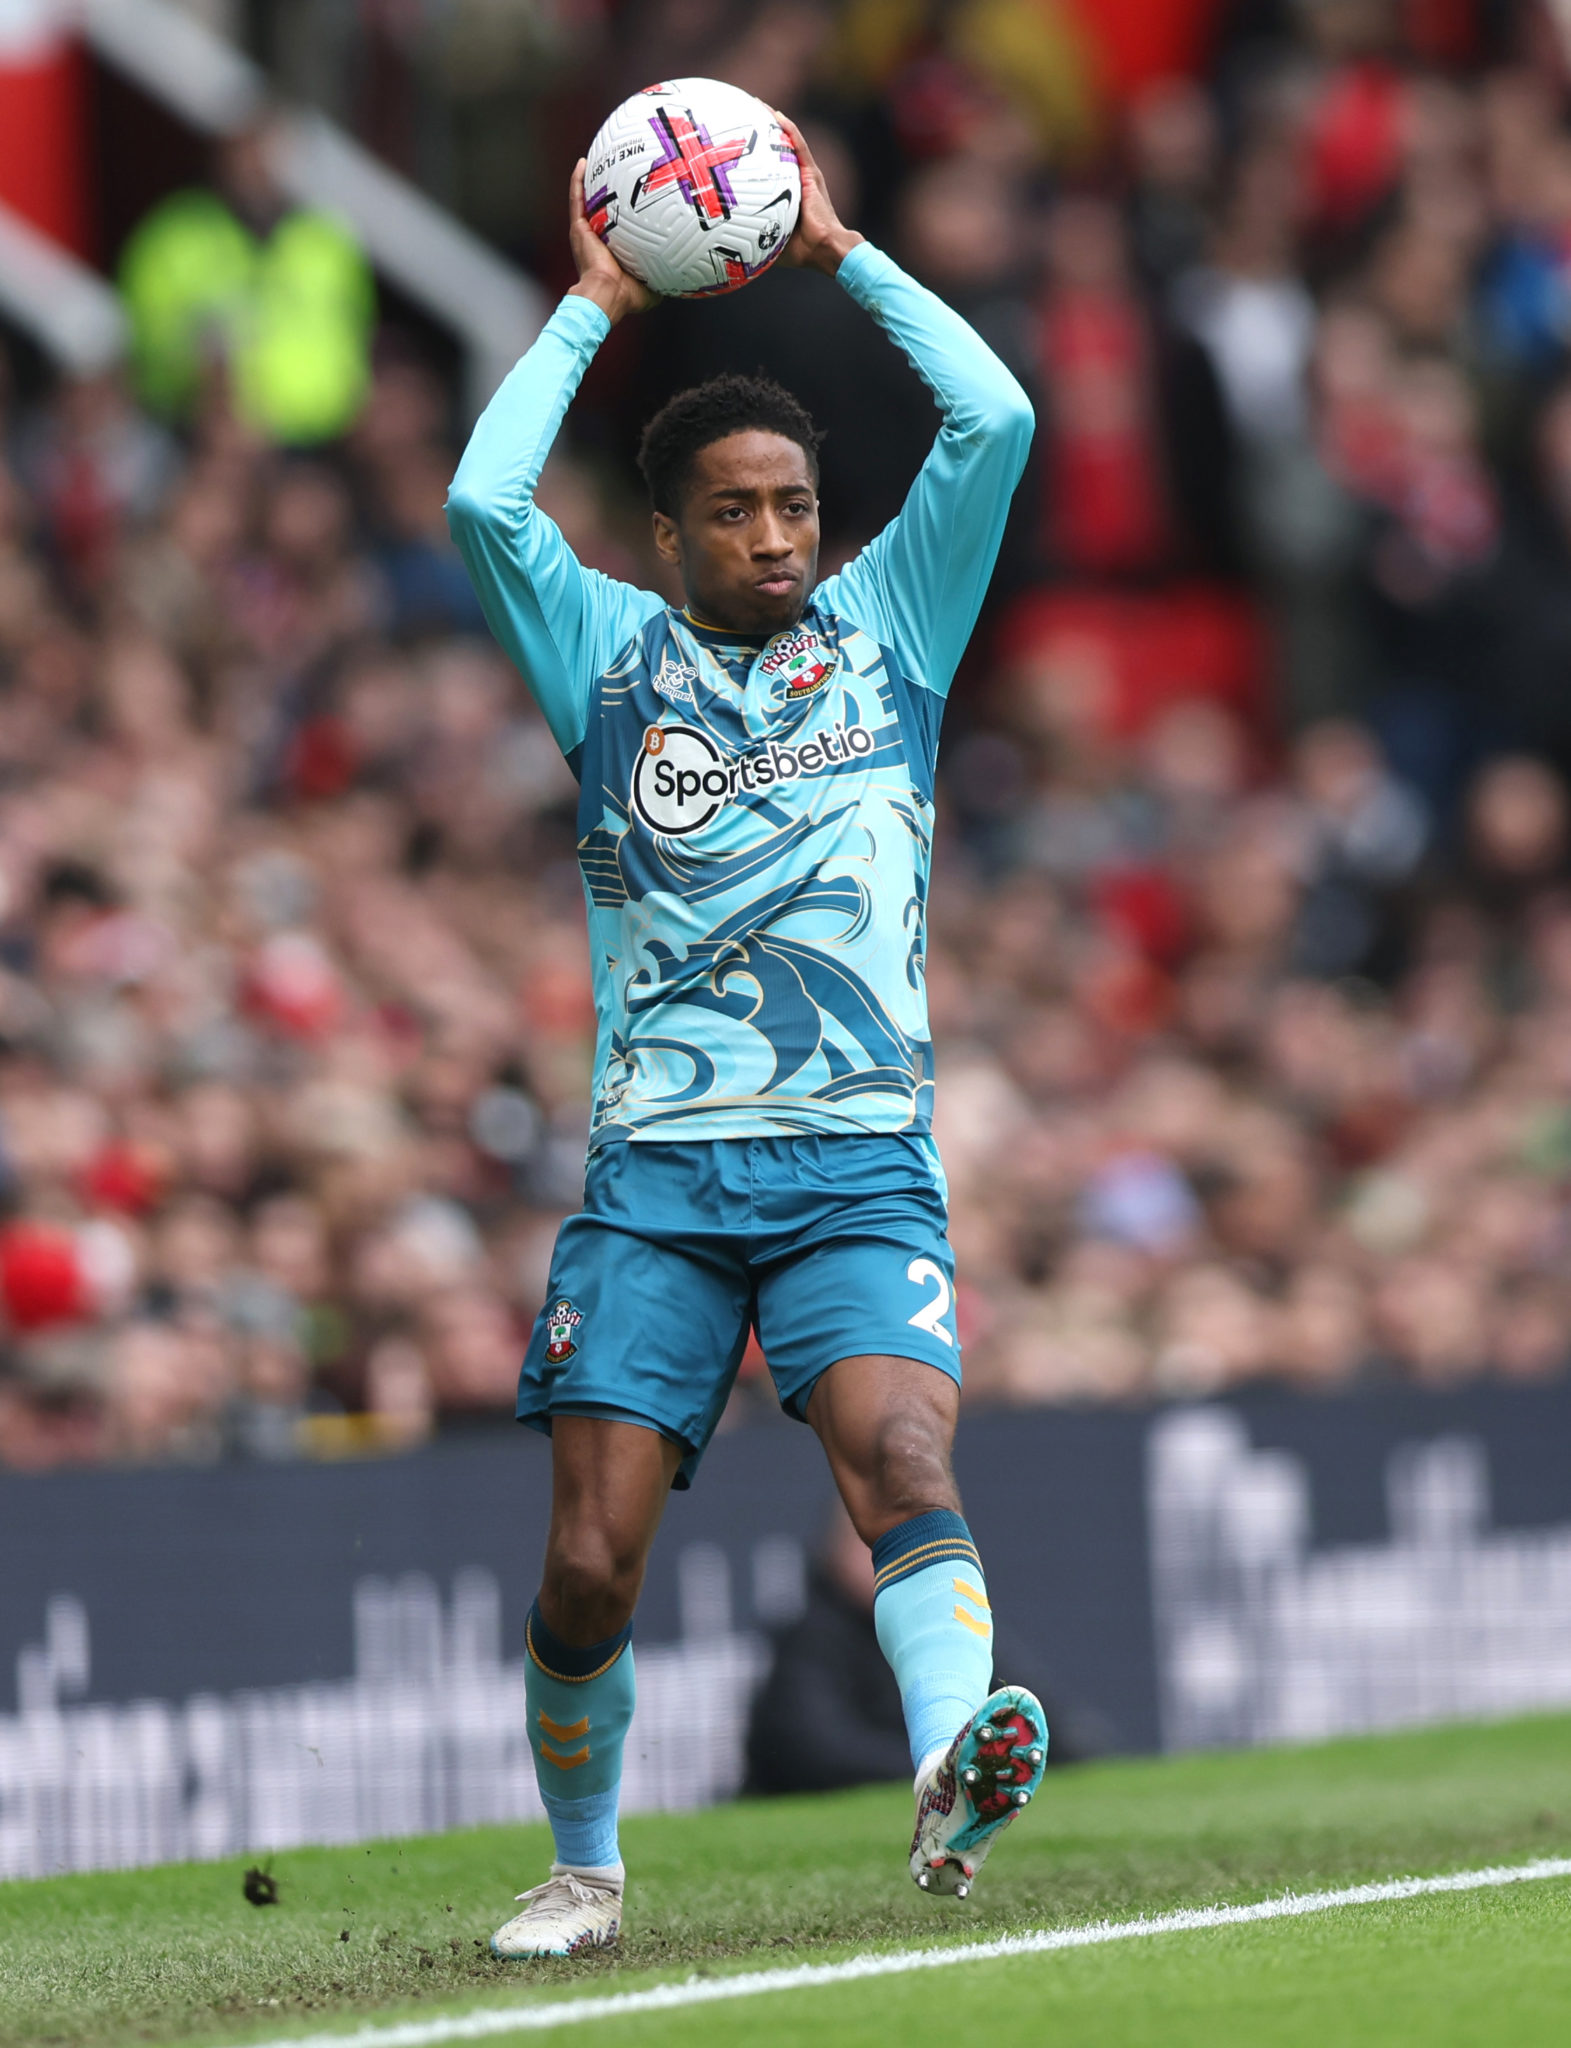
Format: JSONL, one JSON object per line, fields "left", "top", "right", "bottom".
{"left": 7, "top": 0, "right": 1571, "bottom": 1469}
{"left": 0, "top": 345, "right": 597, "bottom": 1469}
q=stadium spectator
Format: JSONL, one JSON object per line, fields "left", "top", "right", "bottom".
{"left": 118, "top": 119, "right": 376, "bottom": 447}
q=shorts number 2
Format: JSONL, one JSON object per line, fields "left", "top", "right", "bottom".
{"left": 906, "top": 1257, "right": 954, "bottom": 1346}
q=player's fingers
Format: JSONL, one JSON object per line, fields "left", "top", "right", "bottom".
{"left": 569, "top": 157, "right": 587, "bottom": 227}
{"left": 775, "top": 110, "right": 812, "bottom": 170}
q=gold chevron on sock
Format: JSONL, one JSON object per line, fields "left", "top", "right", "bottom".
{"left": 538, "top": 1713, "right": 590, "bottom": 1744}
{"left": 540, "top": 1742, "right": 591, "bottom": 1769}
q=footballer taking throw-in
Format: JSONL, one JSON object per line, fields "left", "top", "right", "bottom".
{"left": 447, "top": 116, "right": 1044, "bottom": 1960}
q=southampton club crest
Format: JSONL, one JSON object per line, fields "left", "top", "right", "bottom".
{"left": 761, "top": 630, "right": 836, "bottom": 698}
{"left": 543, "top": 1298, "right": 584, "bottom": 1364}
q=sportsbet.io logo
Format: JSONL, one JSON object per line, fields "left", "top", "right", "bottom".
{"left": 631, "top": 720, "right": 876, "bottom": 837}
{"left": 632, "top": 724, "right": 732, "bottom": 834}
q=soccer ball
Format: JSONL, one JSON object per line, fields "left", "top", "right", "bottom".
{"left": 584, "top": 78, "right": 801, "bottom": 299}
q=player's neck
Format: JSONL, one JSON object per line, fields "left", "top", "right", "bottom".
{"left": 681, "top": 602, "right": 805, "bottom": 642}
{"left": 681, "top": 603, "right": 766, "bottom": 641}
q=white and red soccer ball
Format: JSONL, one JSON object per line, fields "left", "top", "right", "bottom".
{"left": 584, "top": 78, "right": 802, "bottom": 299}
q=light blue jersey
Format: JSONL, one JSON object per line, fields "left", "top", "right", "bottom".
{"left": 447, "top": 243, "right": 1032, "bottom": 1150}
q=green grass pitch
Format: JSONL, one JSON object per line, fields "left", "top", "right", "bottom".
{"left": 3, "top": 1714, "right": 1569, "bottom": 2048}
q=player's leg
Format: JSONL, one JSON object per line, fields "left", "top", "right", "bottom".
{"left": 755, "top": 1129, "right": 1049, "bottom": 1900}
{"left": 806, "top": 1355, "right": 1048, "bottom": 1898}
{"left": 494, "top": 1416, "right": 680, "bottom": 1958}
{"left": 762, "top": 1195, "right": 990, "bottom": 1778}
{"left": 531, "top": 1416, "right": 682, "bottom": 1864}
{"left": 806, "top": 1355, "right": 996, "bottom": 1778}
{"left": 494, "top": 1146, "right": 753, "bottom": 1957}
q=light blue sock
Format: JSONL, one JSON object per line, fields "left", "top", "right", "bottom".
{"left": 525, "top": 1601, "right": 635, "bottom": 1871}
{"left": 871, "top": 1510, "right": 994, "bottom": 1772}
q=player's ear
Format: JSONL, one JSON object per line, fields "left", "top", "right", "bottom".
{"left": 651, "top": 510, "right": 682, "bottom": 567}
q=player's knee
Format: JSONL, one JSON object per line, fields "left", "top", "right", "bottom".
{"left": 872, "top": 1460, "right": 958, "bottom": 1529}
{"left": 541, "top": 1527, "right": 643, "bottom": 1640}
{"left": 854, "top": 1413, "right": 960, "bottom": 1536}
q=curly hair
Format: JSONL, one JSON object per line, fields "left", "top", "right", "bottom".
{"left": 636, "top": 372, "right": 823, "bottom": 516}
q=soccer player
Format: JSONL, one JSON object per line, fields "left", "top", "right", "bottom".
{"left": 447, "top": 117, "right": 1045, "bottom": 1960}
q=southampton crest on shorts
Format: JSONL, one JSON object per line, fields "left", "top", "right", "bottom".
{"left": 761, "top": 629, "right": 835, "bottom": 697}
{"left": 544, "top": 1298, "right": 583, "bottom": 1363}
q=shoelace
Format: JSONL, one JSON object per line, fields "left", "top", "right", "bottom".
{"left": 512, "top": 1872, "right": 618, "bottom": 1911}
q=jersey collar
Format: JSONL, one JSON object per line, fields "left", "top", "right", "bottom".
{"left": 677, "top": 606, "right": 771, "bottom": 655}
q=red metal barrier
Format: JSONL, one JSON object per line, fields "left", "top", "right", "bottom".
{"left": 0, "top": 0, "right": 89, "bottom": 255}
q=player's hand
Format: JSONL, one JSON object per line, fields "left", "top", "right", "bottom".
{"left": 566, "top": 159, "right": 659, "bottom": 324}
{"left": 776, "top": 114, "right": 864, "bottom": 277}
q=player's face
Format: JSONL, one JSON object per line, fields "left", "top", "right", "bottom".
{"left": 654, "top": 431, "right": 819, "bottom": 636}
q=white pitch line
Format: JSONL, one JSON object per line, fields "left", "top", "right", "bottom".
{"left": 250, "top": 1855, "right": 1571, "bottom": 2048}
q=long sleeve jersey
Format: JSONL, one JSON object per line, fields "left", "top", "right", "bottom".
{"left": 447, "top": 243, "right": 1033, "bottom": 1150}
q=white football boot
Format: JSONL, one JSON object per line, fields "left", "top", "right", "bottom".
{"left": 490, "top": 1865, "right": 623, "bottom": 1958}
{"left": 910, "top": 1685, "right": 1048, "bottom": 1899}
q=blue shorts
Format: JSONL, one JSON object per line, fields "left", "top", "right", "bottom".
{"left": 518, "top": 1133, "right": 961, "bottom": 1487}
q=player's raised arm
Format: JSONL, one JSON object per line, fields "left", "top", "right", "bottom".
{"left": 778, "top": 118, "right": 1035, "bottom": 699}
{"left": 445, "top": 162, "right": 664, "bottom": 765}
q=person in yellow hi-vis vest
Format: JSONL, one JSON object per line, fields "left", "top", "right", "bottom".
{"left": 118, "top": 122, "right": 376, "bottom": 446}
